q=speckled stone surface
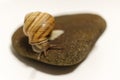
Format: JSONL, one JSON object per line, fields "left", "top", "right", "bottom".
{"left": 12, "top": 14, "right": 106, "bottom": 66}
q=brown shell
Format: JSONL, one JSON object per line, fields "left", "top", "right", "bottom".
{"left": 23, "top": 12, "right": 55, "bottom": 44}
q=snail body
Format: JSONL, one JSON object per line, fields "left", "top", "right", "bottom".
{"left": 23, "top": 12, "right": 55, "bottom": 59}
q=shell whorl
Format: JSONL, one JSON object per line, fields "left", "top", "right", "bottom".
{"left": 23, "top": 12, "right": 55, "bottom": 44}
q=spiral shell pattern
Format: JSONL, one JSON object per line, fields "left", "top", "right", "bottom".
{"left": 23, "top": 12, "right": 55, "bottom": 44}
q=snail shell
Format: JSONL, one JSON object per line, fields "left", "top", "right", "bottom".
{"left": 23, "top": 12, "right": 55, "bottom": 44}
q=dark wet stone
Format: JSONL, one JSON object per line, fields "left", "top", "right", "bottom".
{"left": 12, "top": 14, "right": 106, "bottom": 66}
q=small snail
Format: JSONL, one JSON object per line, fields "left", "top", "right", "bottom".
{"left": 23, "top": 11, "right": 64, "bottom": 59}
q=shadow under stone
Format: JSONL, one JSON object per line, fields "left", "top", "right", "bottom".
{"left": 10, "top": 45, "right": 79, "bottom": 75}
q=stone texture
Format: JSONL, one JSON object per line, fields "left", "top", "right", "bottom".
{"left": 12, "top": 14, "right": 106, "bottom": 66}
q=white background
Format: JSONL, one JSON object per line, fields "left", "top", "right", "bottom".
{"left": 0, "top": 0, "right": 120, "bottom": 80}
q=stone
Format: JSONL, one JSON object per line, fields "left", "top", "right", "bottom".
{"left": 12, "top": 14, "right": 106, "bottom": 66}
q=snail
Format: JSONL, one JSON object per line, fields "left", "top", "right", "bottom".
{"left": 23, "top": 11, "right": 64, "bottom": 60}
